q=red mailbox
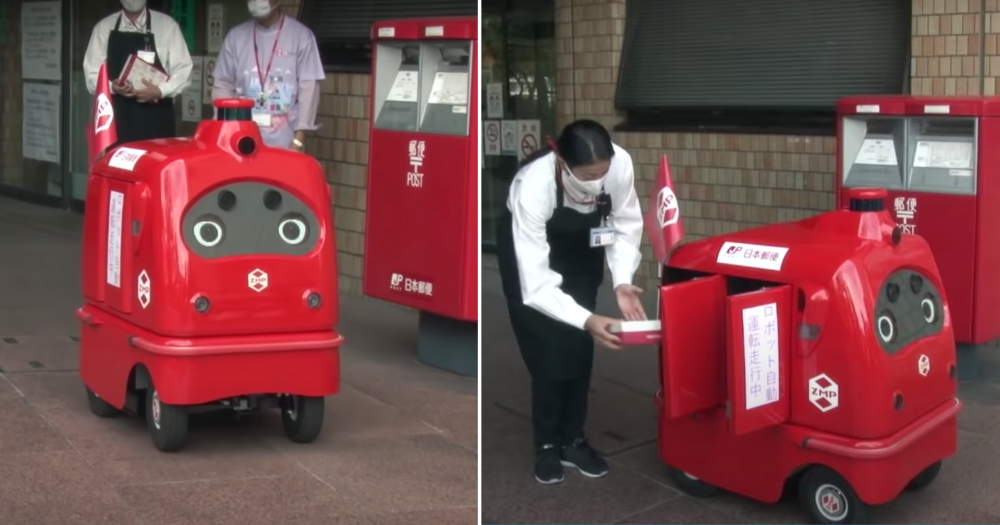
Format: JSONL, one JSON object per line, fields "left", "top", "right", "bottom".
{"left": 656, "top": 188, "right": 960, "bottom": 524}
{"left": 837, "top": 96, "right": 1000, "bottom": 350}
{"left": 78, "top": 99, "right": 342, "bottom": 452}
{"left": 363, "top": 17, "right": 478, "bottom": 376}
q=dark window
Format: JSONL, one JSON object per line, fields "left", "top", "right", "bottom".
{"left": 616, "top": 0, "right": 912, "bottom": 134}
{"left": 299, "top": 0, "right": 479, "bottom": 74}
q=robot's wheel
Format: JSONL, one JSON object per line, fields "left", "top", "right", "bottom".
{"left": 280, "top": 395, "right": 325, "bottom": 444}
{"left": 905, "top": 461, "right": 942, "bottom": 492}
{"left": 799, "top": 466, "right": 871, "bottom": 524}
{"left": 145, "top": 383, "right": 189, "bottom": 452}
{"left": 85, "top": 387, "right": 119, "bottom": 418}
{"left": 666, "top": 465, "right": 718, "bottom": 498}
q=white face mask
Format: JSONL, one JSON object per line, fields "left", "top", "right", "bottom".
{"left": 248, "top": 0, "right": 274, "bottom": 18}
{"left": 120, "top": 0, "right": 146, "bottom": 12}
{"left": 562, "top": 169, "right": 605, "bottom": 198}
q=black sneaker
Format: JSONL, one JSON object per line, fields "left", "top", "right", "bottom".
{"left": 560, "top": 438, "right": 609, "bottom": 478}
{"left": 534, "top": 444, "right": 565, "bottom": 484}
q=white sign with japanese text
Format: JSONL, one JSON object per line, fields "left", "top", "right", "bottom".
{"left": 717, "top": 242, "right": 789, "bottom": 271}
{"left": 390, "top": 273, "right": 434, "bottom": 297}
{"left": 893, "top": 196, "right": 917, "bottom": 234}
{"left": 21, "top": 1, "right": 62, "bottom": 81}
{"left": 206, "top": 4, "right": 225, "bottom": 54}
{"left": 742, "top": 302, "right": 780, "bottom": 410}
{"left": 22, "top": 82, "right": 61, "bottom": 163}
{"left": 181, "top": 56, "right": 204, "bottom": 122}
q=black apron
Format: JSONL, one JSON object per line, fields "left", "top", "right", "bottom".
{"left": 497, "top": 167, "right": 607, "bottom": 382}
{"left": 106, "top": 12, "right": 176, "bottom": 147}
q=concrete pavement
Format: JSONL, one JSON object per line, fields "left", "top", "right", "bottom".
{"left": 481, "top": 254, "right": 1000, "bottom": 524}
{"left": 0, "top": 197, "right": 477, "bottom": 525}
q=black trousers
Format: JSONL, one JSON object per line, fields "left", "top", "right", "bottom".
{"left": 532, "top": 374, "right": 592, "bottom": 447}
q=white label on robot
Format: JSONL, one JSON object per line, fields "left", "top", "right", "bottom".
{"left": 912, "top": 141, "right": 973, "bottom": 169}
{"left": 717, "top": 242, "right": 789, "bottom": 271}
{"left": 918, "top": 354, "right": 930, "bottom": 377}
{"left": 107, "top": 147, "right": 146, "bottom": 171}
{"left": 407, "top": 140, "right": 426, "bottom": 188}
{"left": 853, "top": 138, "right": 897, "bottom": 166}
{"left": 808, "top": 374, "right": 839, "bottom": 412}
{"left": 742, "top": 302, "right": 780, "bottom": 410}
{"left": 106, "top": 191, "right": 124, "bottom": 288}
{"left": 389, "top": 272, "right": 433, "bottom": 297}
{"left": 427, "top": 72, "right": 469, "bottom": 105}
{"left": 137, "top": 270, "right": 151, "bottom": 308}
{"left": 855, "top": 104, "right": 880, "bottom": 113}
{"left": 248, "top": 268, "right": 268, "bottom": 292}
{"left": 386, "top": 71, "right": 418, "bottom": 103}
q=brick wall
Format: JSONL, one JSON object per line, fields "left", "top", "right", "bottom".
{"left": 556, "top": 0, "right": 986, "bottom": 292}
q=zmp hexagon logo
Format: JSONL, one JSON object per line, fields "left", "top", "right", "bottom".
{"left": 808, "top": 373, "right": 839, "bottom": 413}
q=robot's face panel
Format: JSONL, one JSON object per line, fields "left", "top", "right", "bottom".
{"left": 182, "top": 182, "right": 320, "bottom": 258}
{"left": 874, "top": 270, "right": 945, "bottom": 356}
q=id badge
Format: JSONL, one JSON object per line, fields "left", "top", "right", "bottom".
{"left": 252, "top": 112, "right": 272, "bottom": 127}
{"left": 589, "top": 227, "right": 615, "bottom": 248}
{"left": 137, "top": 50, "right": 156, "bottom": 64}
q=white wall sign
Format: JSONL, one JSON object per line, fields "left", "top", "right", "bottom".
{"left": 202, "top": 55, "right": 217, "bottom": 105}
{"left": 484, "top": 120, "right": 501, "bottom": 156}
{"left": 21, "top": 1, "right": 62, "bottom": 81}
{"left": 107, "top": 191, "right": 125, "bottom": 288}
{"left": 485, "top": 82, "right": 503, "bottom": 119}
{"left": 182, "top": 56, "right": 205, "bottom": 122}
{"left": 742, "top": 303, "right": 780, "bottom": 410}
{"left": 500, "top": 120, "right": 517, "bottom": 156}
{"left": 22, "top": 82, "right": 61, "bottom": 164}
{"left": 716, "top": 242, "right": 789, "bottom": 271}
{"left": 516, "top": 120, "right": 540, "bottom": 162}
{"left": 206, "top": 4, "right": 225, "bottom": 54}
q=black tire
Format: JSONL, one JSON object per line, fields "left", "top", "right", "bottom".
{"left": 666, "top": 465, "right": 718, "bottom": 498}
{"left": 905, "top": 461, "right": 942, "bottom": 492}
{"left": 799, "top": 466, "right": 871, "bottom": 524}
{"left": 145, "top": 383, "right": 189, "bottom": 452}
{"left": 280, "top": 395, "right": 325, "bottom": 443}
{"left": 86, "top": 387, "right": 119, "bottom": 418}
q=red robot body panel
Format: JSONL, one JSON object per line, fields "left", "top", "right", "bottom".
{"left": 79, "top": 99, "right": 342, "bottom": 451}
{"left": 658, "top": 188, "right": 959, "bottom": 522}
{"left": 836, "top": 95, "right": 1000, "bottom": 345}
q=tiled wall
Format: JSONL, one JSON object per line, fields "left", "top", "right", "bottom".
{"left": 555, "top": 0, "right": 989, "bottom": 292}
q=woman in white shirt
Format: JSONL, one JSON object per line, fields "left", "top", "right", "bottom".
{"left": 496, "top": 119, "right": 645, "bottom": 485}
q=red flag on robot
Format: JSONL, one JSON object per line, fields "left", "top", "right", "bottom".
{"left": 87, "top": 63, "right": 118, "bottom": 169}
{"left": 644, "top": 154, "right": 685, "bottom": 265}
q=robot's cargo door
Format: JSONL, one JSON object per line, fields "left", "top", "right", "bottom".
{"left": 725, "top": 285, "right": 793, "bottom": 436}
{"left": 659, "top": 275, "right": 727, "bottom": 419}
{"left": 101, "top": 179, "right": 136, "bottom": 315}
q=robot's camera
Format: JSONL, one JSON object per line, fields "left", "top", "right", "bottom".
{"left": 910, "top": 274, "right": 924, "bottom": 294}
{"left": 886, "top": 283, "right": 900, "bottom": 303}
{"left": 237, "top": 137, "right": 256, "bottom": 156}
{"left": 264, "top": 190, "right": 283, "bottom": 210}
{"left": 217, "top": 190, "right": 237, "bottom": 211}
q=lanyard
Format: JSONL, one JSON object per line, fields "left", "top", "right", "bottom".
{"left": 253, "top": 15, "right": 285, "bottom": 92}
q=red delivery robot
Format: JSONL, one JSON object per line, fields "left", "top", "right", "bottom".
{"left": 77, "top": 99, "right": 342, "bottom": 452}
{"left": 656, "top": 188, "right": 960, "bottom": 524}
{"left": 837, "top": 96, "right": 1000, "bottom": 381}
{"left": 363, "top": 17, "right": 478, "bottom": 377}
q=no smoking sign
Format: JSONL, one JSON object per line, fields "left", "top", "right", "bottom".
{"left": 484, "top": 121, "right": 501, "bottom": 156}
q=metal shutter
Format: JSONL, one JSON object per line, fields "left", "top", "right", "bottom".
{"left": 300, "top": 0, "right": 479, "bottom": 43}
{"left": 616, "top": 0, "right": 911, "bottom": 110}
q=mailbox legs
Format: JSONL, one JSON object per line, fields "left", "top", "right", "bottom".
{"left": 416, "top": 311, "right": 478, "bottom": 377}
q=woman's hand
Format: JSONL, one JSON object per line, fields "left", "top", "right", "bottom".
{"left": 585, "top": 314, "right": 623, "bottom": 351}
{"left": 615, "top": 284, "right": 647, "bottom": 321}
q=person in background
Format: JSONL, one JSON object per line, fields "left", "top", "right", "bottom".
{"left": 212, "top": 0, "right": 326, "bottom": 152}
{"left": 496, "top": 119, "right": 646, "bottom": 485}
{"left": 83, "top": 0, "right": 193, "bottom": 145}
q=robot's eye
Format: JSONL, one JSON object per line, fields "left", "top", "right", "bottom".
{"left": 921, "top": 295, "right": 937, "bottom": 324}
{"left": 877, "top": 310, "right": 896, "bottom": 343}
{"left": 278, "top": 214, "right": 308, "bottom": 245}
{"left": 886, "top": 283, "right": 900, "bottom": 303}
{"left": 193, "top": 215, "right": 225, "bottom": 247}
{"left": 910, "top": 274, "right": 924, "bottom": 294}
